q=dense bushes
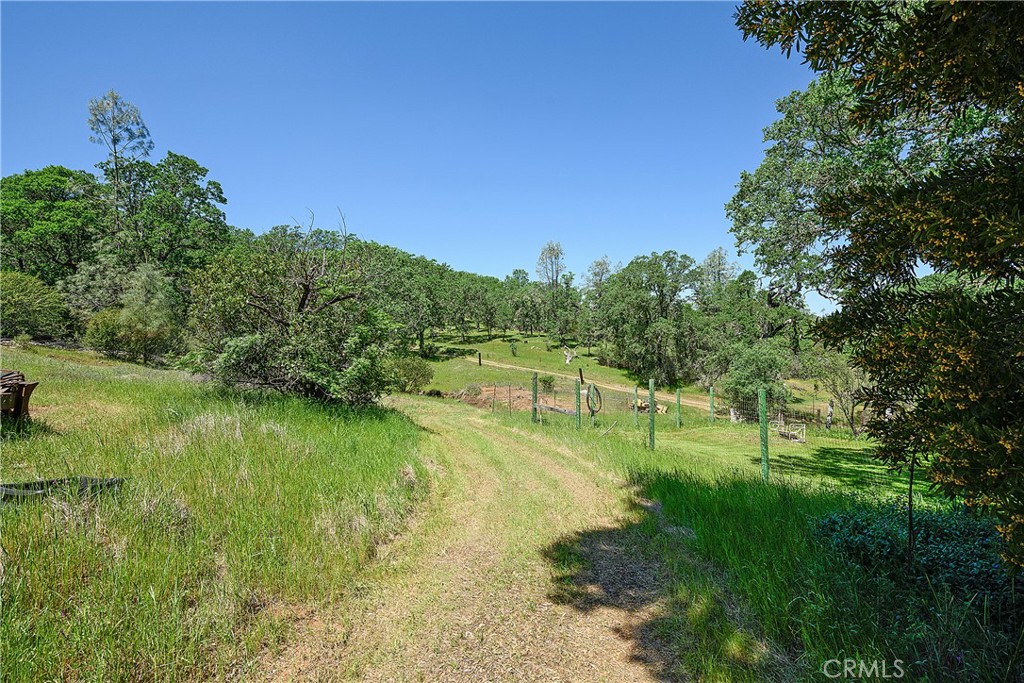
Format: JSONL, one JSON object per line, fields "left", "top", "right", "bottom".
{"left": 84, "top": 265, "right": 180, "bottom": 363}
{"left": 190, "top": 227, "right": 396, "bottom": 405}
{"left": 816, "top": 505, "right": 1019, "bottom": 624}
{"left": 393, "top": 356, "right": 434, "bottom": 393}
{"left": 0, "top": 272, "right": 68, "bottom": 339}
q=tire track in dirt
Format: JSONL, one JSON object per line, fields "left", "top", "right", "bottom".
{"left": 258, "top": 398, "right": 679, "bottom": 682}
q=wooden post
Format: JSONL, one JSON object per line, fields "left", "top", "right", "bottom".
{"left": 675, "top": 388, "right": 681, "bottom": 429}
{"left": 531, "top": 373, "right": 538, "bottom": 424}
{"left": 709, "top": 386, "right": 715, "bottom": 423}
{"left": 648, "top": 379, "right": 655, "bottom": 450}
{"left": 478, "top": 351, "right": 482, "bottom": 366}
{"left": 633, "top": 386, "right": 639, "bottom": 427}
{"left": 492, "top": 384, "right": 496, "bottom": 412}
{"left": 575, "top": 380, "right": 581, "bottom": 431}
{"left": 759, "top": 387, "right": 769, "bottom": 482}
{"left": 508, "top": 384, "right": 512, "bottom": 417}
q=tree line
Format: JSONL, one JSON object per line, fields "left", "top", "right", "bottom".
{"left": 2, "top": 89, "right": 847, "bottom": 415}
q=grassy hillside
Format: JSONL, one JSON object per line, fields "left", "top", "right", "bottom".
{"left": 425, "top": 330, "right": 821, "bottom": 406}
{"left": 486, "top": 410, "right": 1013, "bottom": 682}
{"left": 0, "top": 347, "right": 428, "bottom": 680}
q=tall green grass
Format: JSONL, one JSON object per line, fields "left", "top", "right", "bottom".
{"left": 504, "top": 410, "right": 1017, "bottom": 681}
{"left": 1, "top": 347, "right": 427, "bottom": 680}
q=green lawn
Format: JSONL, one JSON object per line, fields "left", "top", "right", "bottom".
{"left": 0, "top": 346, "right": 428, "bottom": 681}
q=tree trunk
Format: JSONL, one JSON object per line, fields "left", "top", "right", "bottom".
{"left": 907, "top": 457, "right": 916, "bottom": 568}
{"left": 418, "top": 328, "right": 426, "bottom": 357}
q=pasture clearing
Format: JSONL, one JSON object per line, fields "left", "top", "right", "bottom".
{"left": 0, "top": 347, "right": 428, "bottom": 680}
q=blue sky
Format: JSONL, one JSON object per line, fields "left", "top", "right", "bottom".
{"left": 2, "top": 2, "right": 816, "bottom": 304}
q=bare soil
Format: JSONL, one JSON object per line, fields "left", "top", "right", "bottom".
{"left": 258, "top": 399, "right": 682, "bottom": 682}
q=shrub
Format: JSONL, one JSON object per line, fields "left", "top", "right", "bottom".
{"left": 463, "top": 383, "right": 482, "bottom": 397}
{"left": 721, "top": 340, "right": 790, "bottom": 410}
{"left": 816, "top": 505, "right": 1021, "bottom": 626}
{"left": 538, "top": 375, "right": 556, "bottom": 393}
{"left": 509, "top": 339, "right": 518, "bottom": 357}
{"left": 0, "top": 271, "right": 67, "bottom": 339}
{"left": 190, "top": 226, "right": 396, "bottom": 405}
{"left": 84, "top": 308, "right": 123, "bottom": 355}
{"left": 84, "top": 265, "right": 180, "bottom": 363}
{"left": 393, "top": 356, "right": 434, "bottom": 393}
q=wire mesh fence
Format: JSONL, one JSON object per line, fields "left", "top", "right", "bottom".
{"left": 467, "top": 371, "right": 906, "bottom": 495}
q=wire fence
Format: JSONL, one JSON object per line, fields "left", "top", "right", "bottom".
{"left": 517, "top": 373, "right": 907, "bottom": 494}
{"left": 459, "top": 367, "right": 907, "bottom": 494}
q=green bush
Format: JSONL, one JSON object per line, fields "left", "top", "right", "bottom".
{"left": 393, "top": 355, "right": 434, "bottom": 393}
{"left": 538, "top": 374, "right": 556, "bottom": 393}
{"left": 84, "top": 265, "right": 180, "bottom": 363}
{"left": 84, "top": 308, "right": 123, "bottom": 355}
{"left": 721, "top": 340, "right": 790, "bottom": 410}
{"left": 0, "top": 271, "right": 67, "bottom": 339}
{"left": 816, "top": 505, "right": 1021, "bottom": 626}
{"left": 190, "top": 226, "right": 396, "bottom": 405}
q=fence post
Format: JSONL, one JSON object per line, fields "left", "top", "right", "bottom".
{"left": 758, "top": 387, "right": 769, "bottom": 482}
{"left": 531, "top": 373, "right": 538, "bottom": 424}
{"left": 675, "top": 388, "right": 681, "bottom": 429}
{"left": 633, "top": 386, "right": 639, "bottom": 426}
{"left": 575, "top": 380, "right": 582, "bottom": 431}
{"left": 508, "top": 384, "right": 512, "bottom": 417}
{"left": 709, "top": 386, "right": 715, "bottom": 423}
{"left": 648, "top": 379, "right": 656, "bottom": 450}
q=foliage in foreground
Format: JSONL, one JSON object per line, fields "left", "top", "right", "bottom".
{"left": 736, "top": 0, "right": 1024, "bottom": 566}
{"left": 0, "top": 348, "right": 427, "bottom": 680}
{"left": 189, "top": 226, "right": 395, "bottom": 405}
{"left": 817, "top": 505, "right": 1020, "bottom": 629}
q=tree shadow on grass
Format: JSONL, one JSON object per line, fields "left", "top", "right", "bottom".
{"left": 425, "top": 346, "right": 477, "bottom": 361}
{"left": 757, "top": 446, "right": 908, "bottom": 494}
{"left": 541, "top": 494, "right": 795, "bottom": 682}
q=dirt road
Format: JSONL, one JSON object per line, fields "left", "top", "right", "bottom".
{"left": 260, "top": 397, "right": 680, "bottom": 682}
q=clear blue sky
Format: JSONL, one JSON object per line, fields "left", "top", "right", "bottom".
{"left": 2, "top": 2, "right": 815, "bottom": 302}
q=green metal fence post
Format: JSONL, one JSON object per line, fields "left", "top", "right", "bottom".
{"left": 758, "top": 387, "right": 769, "bottom": 482}
{"left": 709, "top": 386, "right": 716, "bottom": 423}
{"left": 648, "top": 379, "right": 656, "bottom": 450}
{"left": 675, "top": 388, "right": 681, "bottom": 429}
{"left": 575, "top": 380, "right": 582, "bottom": 431}
{"left": 633, "top": 386, "right": 639, "bottom": 427}
{"left": 531, "top": 373, "right": 538, "bottom": 424}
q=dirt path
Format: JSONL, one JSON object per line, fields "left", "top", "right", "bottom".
{"left": 259, "top": 397, "right": 679, "bottom": 682}
{"left": 466, "top": 357, "right": 709, "bottom": 411}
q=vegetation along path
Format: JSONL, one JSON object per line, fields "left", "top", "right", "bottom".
{"left": 262, "top": 396, "right": 681, "bottom": 682}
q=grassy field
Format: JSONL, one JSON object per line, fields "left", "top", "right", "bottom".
{"left": 4, "top": 345, "right": 1013, "bottom": 682}
{"left": 425, "top": 330, "right": 822, "bottom": 407}
{"left": 418, "top": 343, "right": 1017, "bottom": 681}
{"left": 0, "top": 346, "right": 428, "bottom": 680}
{"left": 490, "top": 409, "right": 1014, "bottom": 682}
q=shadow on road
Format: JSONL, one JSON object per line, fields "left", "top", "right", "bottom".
{"left": 541, "top": 485, "right": 796, "bottom": 682}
